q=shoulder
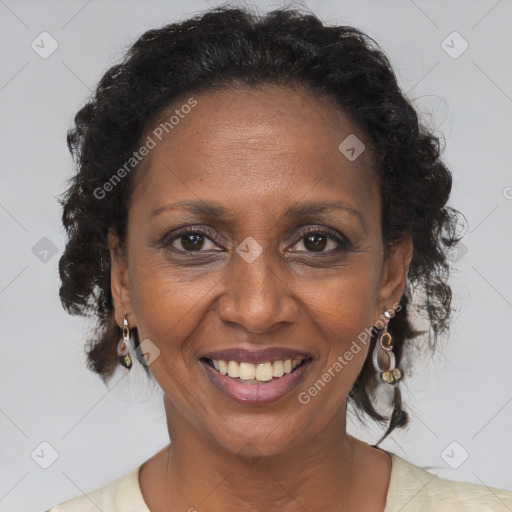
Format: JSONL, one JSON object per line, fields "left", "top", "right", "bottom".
{"left": 384, "top": 452, "right": 512, "bottom": 512}
{"left": 46, "top": 465, "right": 149, "bottom": 512}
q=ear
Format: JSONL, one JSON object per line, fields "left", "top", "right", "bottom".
{"left": 108, "top": 230, "right": 136, "bottom": 329}
{"left": 373, "top": 234, "right": 413, "bottom": 323}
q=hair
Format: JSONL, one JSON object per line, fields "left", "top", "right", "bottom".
{"left": 58, "top": 5, "right": 462, "bottom": 444}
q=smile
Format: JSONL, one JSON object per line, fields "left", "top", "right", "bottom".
{"left": 205, "top": 357, "right": 310, "bottom": 381}
{"left": 200, "top": 357, "right": 313, "bottom": 404}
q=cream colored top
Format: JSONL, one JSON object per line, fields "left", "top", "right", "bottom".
{"left": 48, "top": 451, "right": 512, "bottom": 511}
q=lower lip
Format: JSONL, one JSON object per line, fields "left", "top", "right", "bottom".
{"left": 200, "top": 359, "right": 312, "bottom": 405}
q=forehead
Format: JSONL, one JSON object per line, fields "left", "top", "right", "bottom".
{"left": 131, "top": 85, "right": 379, "bottom": 218}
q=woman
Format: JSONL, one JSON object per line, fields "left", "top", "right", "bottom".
{"left": 49, "top": 6, "right": 511, "bottom": 511}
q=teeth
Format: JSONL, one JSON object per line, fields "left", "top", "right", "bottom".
{"left": 273, "top": 360, "right": 284, "bottom": 377}
{"left": 209, "top": 358, "right": 305, "bottom": 382}
{"left": 255, "top": 362, "right": 273, "bottom": 381}
{"left": 239, "top": 362, "right": 255, "bottom": 380}
{"left": 219, "top": 360, "right": 228, "bottom": 375}
{"left": 227, "top": 361, "right": 239, "bottom": 378}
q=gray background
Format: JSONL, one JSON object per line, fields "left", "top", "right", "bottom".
{"left": 1, "top": 0, "right": 511, "bottom": 510}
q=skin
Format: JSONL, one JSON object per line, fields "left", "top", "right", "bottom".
{"left": 109, "top": 84, "right": 413, "bottom": 512}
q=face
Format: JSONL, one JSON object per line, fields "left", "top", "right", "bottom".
{"left": 110, "top": 85, "right": 412, "bottom": 457}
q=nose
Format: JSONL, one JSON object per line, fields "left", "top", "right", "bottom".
{"left": 216, "top": 247, "right": 299, "bottom": 334}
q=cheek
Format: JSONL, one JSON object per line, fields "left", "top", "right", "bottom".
{"left": 127, "top": 263, "right": 211, "bottom": 411}
{"left": 126, "top": 251, "right": 214, "bottom": 364}
{"left": 307, "top": 259, "right": 381, "bottom": 378}
{"left": 310, "top": 256, "right": 382, "bottom": 330}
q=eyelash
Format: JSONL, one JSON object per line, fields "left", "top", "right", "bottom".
{"left": 161, "top": 225, "right": 350, "bottom": 254}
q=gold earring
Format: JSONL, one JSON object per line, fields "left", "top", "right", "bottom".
{"left": 117, "top": 315, "right": 133, "bottom": 370}
{"left": 372, "top": 310, "right": 402, "bottom": 384}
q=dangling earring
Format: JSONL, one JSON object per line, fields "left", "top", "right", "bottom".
{"left": 117, "top": 315, "right": 133, "bottom": 370}
{"left": 373, "top": 310, "right": 402, "bottom": 384}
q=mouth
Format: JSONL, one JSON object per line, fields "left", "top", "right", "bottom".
{"left": 200, "top": 357, "right": 312, "bottom": 381}
{"left": 199, "top": 356, "right": 313, "bottom": 405}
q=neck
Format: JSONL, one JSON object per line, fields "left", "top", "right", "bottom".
{"left": 140, "top": 397, "right": 386, "bottom": 512}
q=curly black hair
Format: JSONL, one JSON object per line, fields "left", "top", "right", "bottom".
{"left": 58, "top": 6, "right": 462, "bottom": 444}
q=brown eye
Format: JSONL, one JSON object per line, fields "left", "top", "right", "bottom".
{"left": 163, "top": 227, "right": 221, "bottom": 252}
{"left": 290, "top": 227, "right": 349, "bottom": 253}
{"left": 303, "top": 233, "right": 328, "bottom": 252}
{"left": 180, "top": 233, "right": 206, "bottom": 251}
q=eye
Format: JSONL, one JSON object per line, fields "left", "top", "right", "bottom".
{"left": 289, "top": 226, "right": 349, "bottom": 253}
{"left": 163, "top": 227, "right": 222, "bottom": 252}
{"left": 161, "top": 225, "right": 350, "bottom": 254}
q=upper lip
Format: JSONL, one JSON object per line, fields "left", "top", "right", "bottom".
{"left": 200, "top": 346, "right": 312, "bottom": 364}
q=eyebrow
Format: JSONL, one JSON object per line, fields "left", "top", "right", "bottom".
{"left": 150, "top": 199, "right": 367, "bottom": 231}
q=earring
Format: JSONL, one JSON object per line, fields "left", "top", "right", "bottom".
{"left": 373, "top": 310, "right": 402, "bottom": 384}
{"left": 117, "top": 315, "right": 133, "bottom": 370}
